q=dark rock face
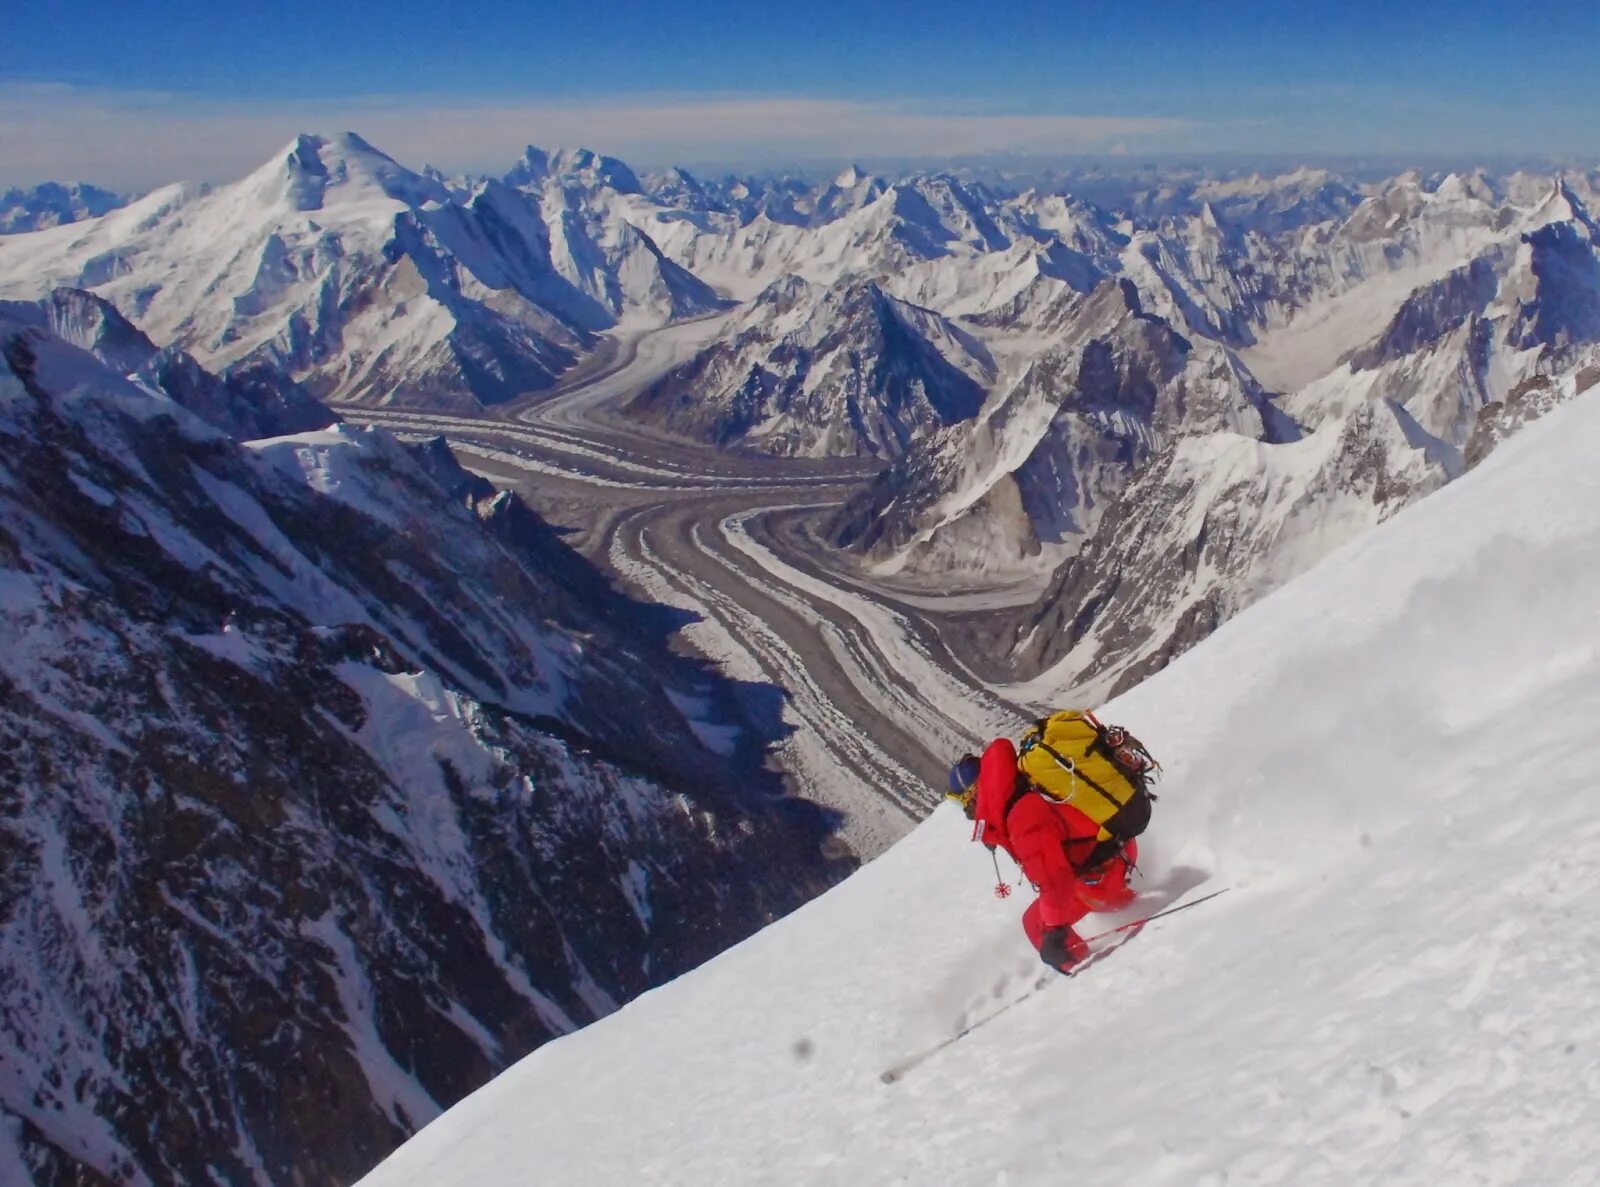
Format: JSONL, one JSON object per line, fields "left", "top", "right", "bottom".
{"left": 1508, "top": 219, "right": 1600, "bottom": 350}
{"left": 0, "top": 318, "right": 847, "bottom": 1186}
{"left": 1008, "top": 399, "right": 1446, "bottom": 695}
{"left": 1347, "top": 255, "right": 1501, "bottom": 370}
{"left": 628, "top": 279, "right": 987, "bottom": 458}
{"left": 1464, "top": 366, "right": 1600, "bottom": 470}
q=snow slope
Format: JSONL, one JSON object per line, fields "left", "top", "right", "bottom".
{"left": 361, "top": 386, "right": 1600, "bottom": 1186}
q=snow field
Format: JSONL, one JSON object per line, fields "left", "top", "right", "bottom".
{"left": 362, "top": 385, "right": 1600, "bottom": 1184}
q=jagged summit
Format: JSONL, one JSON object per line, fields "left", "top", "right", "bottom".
{"left": 504, "top": 145, "right": 642, "bottom": 194}
{"left": 1531, "top": 177, "right": 1596, "bottom": 234}
{"left": 833, "top": 163, "right": 868, "bottom": 188}
{"left": 0, "top": 132, "right": 715, "bottom": 406}
{"left": 627, "top": 272, "right": 991, "bottom": 458}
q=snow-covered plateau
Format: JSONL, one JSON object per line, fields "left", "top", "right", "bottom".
{"left": 361, "top": 359, "right": 1600, "bottom": 1187}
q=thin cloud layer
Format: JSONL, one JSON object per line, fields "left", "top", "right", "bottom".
{"left": 0, "top": 82, "right": 1189, "bottom": 188}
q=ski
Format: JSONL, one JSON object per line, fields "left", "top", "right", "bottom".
{"left": 1079, "top": 886, "right": 1231, "bottom": 945}
{"left": 879, "top": 886, "right": 1229, "bottom": 1085}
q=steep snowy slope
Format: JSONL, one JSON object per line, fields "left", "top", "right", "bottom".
{"left": 361, "top": 385, "right": 1600, "bottom": 1187}
{"left": 0, "top": 312, "right": 844, "bottom": 1186}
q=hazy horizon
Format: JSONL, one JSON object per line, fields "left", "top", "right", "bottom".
{"left": 3, "top": 121, "right": 1596, "bottom": 197}
{"left": 5, "top": 0, "right": 1598, "bottom": 191}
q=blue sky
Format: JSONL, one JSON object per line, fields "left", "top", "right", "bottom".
{"left": 3, "top": 0, "right": 1596, "bottom": 187}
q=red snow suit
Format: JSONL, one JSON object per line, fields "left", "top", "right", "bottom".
{"left": 971, "top": 737, "right": 1138, "bottom": 970}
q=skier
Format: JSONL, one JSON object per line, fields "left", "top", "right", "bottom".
{"left": 948, "top": 735, "right": 1143, "bottom": 974}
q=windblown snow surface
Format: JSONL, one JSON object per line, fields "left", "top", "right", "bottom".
{"left": 361, "top": 390, "right": 1600, "bottom": 1185}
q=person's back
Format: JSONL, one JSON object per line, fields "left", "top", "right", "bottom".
{"left": 950, "top": 725, "right": 1144, "bottom": 973}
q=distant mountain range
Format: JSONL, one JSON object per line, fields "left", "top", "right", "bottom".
{"left": 0, "top": 182, "right": 125, "bottom": 234}
{"left": 3, "top": 133, "right": 1597, "bottom": 693}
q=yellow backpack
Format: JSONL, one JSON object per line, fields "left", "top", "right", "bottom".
{"left": 1017, "top": 709, "right": 1160, "bottom": 847}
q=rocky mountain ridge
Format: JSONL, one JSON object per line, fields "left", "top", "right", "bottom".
{"left": 0, "top": 299, "right": 845, "bottom": 1186}
{"left": 626, "top": 275, "right": 991, "bottom": 457}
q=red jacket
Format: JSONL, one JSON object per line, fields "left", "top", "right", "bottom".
{"left": 972, "top": 737, "right": 1114, "bottom": 929}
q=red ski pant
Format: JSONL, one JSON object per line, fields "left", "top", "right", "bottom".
{"left": 1020, "top": 848, "right": 1138, "bottom": 961}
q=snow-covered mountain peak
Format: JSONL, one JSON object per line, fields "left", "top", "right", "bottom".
{"left": 626, "top": 268, "right": 992, "bottom": 457}
{"left": 3, "top": 286, "right": 335, "bottom": 438}
{"left": 243, "top": 132, "right": 449, "bottom": 214}
{"left": 814, "top": 166, "right": 890, "bottom": 222}
{"left": 558, "top": 147, "right": 644, "bottom": 194}
{"left": 644, "top": 166, "right": 714, "bottom": 210}
{"left": 0, "top": 131, "right": 737, "bottom": 405}
{"left": 1431, "top": 169, "right": 1498, "bottom": 206}
{"left": 1430, "top": 171, "right": 1473, "bottom": 205}
{"left": 503, "top": 144, "right": 552, "bottom": 188}
{"left": 504, "top": 145, "right": 643, "bottom": 195}
{"left": 657, "top": 166, "right": 702, "bottom": 189}
{"left": 1279, "top": 164, "right": 1334, "bottom": 186}
{"left": 742, "top": 271, "right": 824, "bottom": 322}
{"left": 1528, "top": 177, "right": 1597, "bottom": 236}
{"left": 0, "top": 300, "right": 159, "bottom": 410}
